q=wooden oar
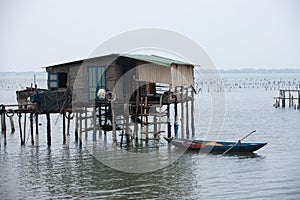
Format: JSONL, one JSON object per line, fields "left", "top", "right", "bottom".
{"left": 222, "top": 130, "right": 256, "bottom": 155}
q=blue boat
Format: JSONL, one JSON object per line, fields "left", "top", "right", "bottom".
{"left": 164, "top": 137, "right": 267, "bottom": 153}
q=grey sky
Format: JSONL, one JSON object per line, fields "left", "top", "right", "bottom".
{"left": 0, "top": 0, "right": 300, "bottom": 72}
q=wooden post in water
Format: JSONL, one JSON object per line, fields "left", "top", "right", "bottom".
{"left": 30, "top": 113, "right": 34, "bottom": 145}
{"left": 186, "top": 87, "right": 190, "bottom": 139}
{"left": 75, "top": 112, "right": 79, "bottom": 143}
{"left": 154, "top": 115, "right": 157, "bottom": 141}
{"left": 84, "top": 106, "right": 88, "bottom": 140}
{"left": 79, "top": 111, "right": 82, "bottom": 147}
{"left": 289, "top": 91, "right": 292, "bottom": 107}
{"left": 35, "top": 114, "right": 39, "bottom": 135}
{"left": 18, "top": 112, "right": 24, "bottom": 145}
{"left": 167, "top": 102, "right": 171, "bottom": 139}
{"left": 104, "top": 105, "right": 107, "bottom": 141}
{"left": 181, "top": 86, "right": 185, "bottom": 139}
{"left": 98, "top": 105, "right": 102, "bottom": 138}
{"left": 46, "top": 113, "right": 51, "bottom": 146}
{"left": 145, "top": 96, "right": 149, "bottom": 143}
{"left": 123, "top": 104, "right": 130, "bottom": 144}
{"left": 1, "top": 113, "right": 6, "bottom": 133}
{"left": 23, "top": 113, "right": 26, "bottom": 144}
{"left": 174, "top": 87, "right": 178, "bottom": 138}
{"left": 139, "top": 97, "right": 144, "bottom": 144}
{"left": 93, "top": 106, "right": 97, "bottom": 142}
{"left": 1, "top": 113, "right": 7, "bottom": 145}
{"left": 282, "top": 90, "right": 285, "bottom": 107}
{"left": 191, "top": 87, "right": 195, "bottom": 138}
{"left": 62, "top": 112, "right": 66, "bottom": 144}
{"left": 67, "top": 112, "right": 71, "bottom": 136}
{"left": 111, "top": 101, "right": 117, "bottom": 145}
{"left": 134, "top": 82, "right": 139, "bottom": 143}
{"left": 156, "top": 95, "right": 162, "bottom": 147}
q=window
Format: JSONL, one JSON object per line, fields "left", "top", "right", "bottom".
{"left": 47, "top": 72, "right": 68, "bottom": 89}
{"left": 88, "top": 66, "right": 106, "bottom": 100}
{"left": 48, "top": 72, "right": 58, "bottom": 89}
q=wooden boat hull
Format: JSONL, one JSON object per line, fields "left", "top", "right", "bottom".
{"left": 164, "top": 138, "right": 267, "bottom": 153}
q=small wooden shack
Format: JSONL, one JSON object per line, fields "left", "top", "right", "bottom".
{"left": 14, "top": 53, "right": 196, "bottom": 147}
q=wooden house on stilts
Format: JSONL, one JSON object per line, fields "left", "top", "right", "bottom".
{"left": 15, "top": 53, "right": 196, "bottom": 147}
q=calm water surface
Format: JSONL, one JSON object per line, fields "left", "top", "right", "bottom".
{"left": 0, "top": 73, "right": 300, "bottom": 199}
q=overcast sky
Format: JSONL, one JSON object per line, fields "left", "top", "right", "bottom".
{"left": 1, "top": 0, "right": 300, "bottom": 72}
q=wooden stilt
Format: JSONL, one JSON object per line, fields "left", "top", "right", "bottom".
{"left": 191, "top": 87, "right": 195, "bottom": 138}
{"left": 181, "top": 86, "right": 185, "bottom": 139}
{"left": 1, "top": 114, "right": 6, "bottom": 145}
{"left": 46, "top": 113, "right": 51, "bottom": 146}
{"left": 93, "top": 106, "right": 97, "bottom": 142}
{"left": 145, "top": 96, "right": 148, "bottom": 143}
{"left": 79, "top": 111, "right": 82, "bottom": 147}
{"left": 62, "top": 112, "right": 66, "bottom": 144}
{"left": 124, "top": 104, "right": 130, "bottom": 144}
{"left": 156, "top": 95, "right": 162, "bottom": 147}
{"left": 1, "top": 113, "right": 6, "bottom": 133}
{"left": 75, "top": 112, "right": 78, "bottom": 143}
{"left": 18, "top": 112, "right": 24, "bottom": 145}
{"left": 174, "top": 87, "right": 178, "bottom": 138}
{"left": 134, "top": 83, "right": 139, "bottom": 143}
{"left": 282, "top": 90, "right": 285, "bottom": 107}
{"left": 111, "top": 100, "right": 117, "bottom": 145}
{"left": 35, "top": 114, "right": 39, "bottom": 135}
{"left": 140, "top": 97, "right": 144, "bottom": 143}
{"left": 23, "top": 113, "right": 26, "bottom": 144}
{"left": 104, "top": 105, "right": 107, "bottom": 141}
{"left": 167, "top": 103, "right": 171, "bottom": 138}
{"left": 98, "top": 105, "right": 102, "bottom": 138}
{"left": 67, "top": 112, "right": 71, "bottom": 136}
{"left": 289, "top": 92, "right": 292, "bottom": 107}
{"left": 154, "top": 115, "right": 157, "bottom": 140}
{"left": 30, "top": 113, "right": 34, "bottom": 145}
{"left": 84, "top": 106, "right": 88, "bottom": 140}
{"left": 186, "top": 87, "right": 190, "bottom": 139}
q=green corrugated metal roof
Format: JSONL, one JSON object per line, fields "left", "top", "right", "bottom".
{"left": 121, "top": 54, "right": 191, "bottom": 67}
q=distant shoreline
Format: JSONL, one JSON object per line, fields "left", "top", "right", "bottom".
{"left": 0, "top": 68, "right": 299, "bottom": 75}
